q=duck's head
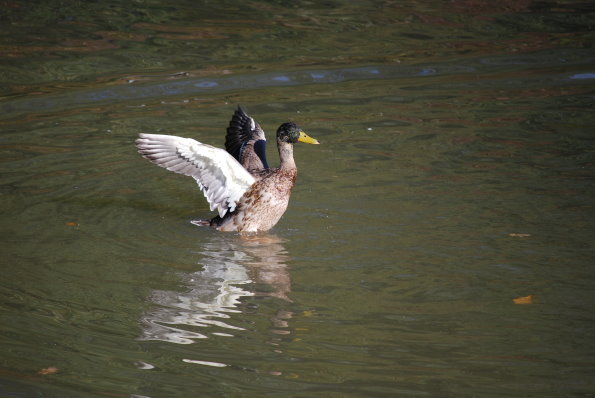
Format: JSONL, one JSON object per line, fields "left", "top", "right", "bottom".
{"left": 277, "top": 122, "right": 320, "bottom": 145}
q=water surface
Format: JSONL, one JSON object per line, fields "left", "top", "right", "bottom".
{"left": 1, "top": 1, "right": 595, "bottom": 397}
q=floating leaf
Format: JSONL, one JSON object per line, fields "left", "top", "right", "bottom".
{"left": 65, "top": 222, "right": 78, "bottom": 227}
{"left": 513, "top": 295, "right": 534, "bottom": 304}
{"left": 38, "top": 367, "right": 58, "bottom": 375}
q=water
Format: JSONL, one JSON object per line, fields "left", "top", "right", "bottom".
{"left": 1, "top": 1, "right": 595, "bottom": 397}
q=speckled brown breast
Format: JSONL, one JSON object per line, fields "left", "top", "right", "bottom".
{"left": 216, "top": 168, "right": 297, "bottom": 233}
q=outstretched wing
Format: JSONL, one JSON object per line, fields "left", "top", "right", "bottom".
{"left": 224, "top": 106, "right": 269, "bottom": 173}
{"left": 136, "top": 133, "right": 256, "bottom": 217}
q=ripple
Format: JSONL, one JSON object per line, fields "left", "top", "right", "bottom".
{"left": 2, "top": 47, "right": 591, "bottom": 119}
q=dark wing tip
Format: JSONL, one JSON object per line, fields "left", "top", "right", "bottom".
{"left": 225, "top": 105, "right": 257, "bottom": 160}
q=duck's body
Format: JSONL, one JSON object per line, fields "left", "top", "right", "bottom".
{"left": 135, "top": 106, "right": 318, "bottom": 233}
{"left": 211, "top": 166, "right": 297, "bottom": 231}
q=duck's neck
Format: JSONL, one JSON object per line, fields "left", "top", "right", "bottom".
{"left": 278, "top": 140, "right": 296, "bottom": 170}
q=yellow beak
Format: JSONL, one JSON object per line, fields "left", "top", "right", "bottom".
{"left": 297, "top": 131, "right": 320, "bottom": 144}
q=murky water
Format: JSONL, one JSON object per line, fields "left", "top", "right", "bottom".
{"left": 1, "top": 1, "right": 595, "bottom": 397}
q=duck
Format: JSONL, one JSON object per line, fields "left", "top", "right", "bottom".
{"left": 135, "top": 106, "right": 319, "bottom": 233}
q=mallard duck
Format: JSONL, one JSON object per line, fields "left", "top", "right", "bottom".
{"left": 135, "top": 106, "right": 319, "bottom": 233}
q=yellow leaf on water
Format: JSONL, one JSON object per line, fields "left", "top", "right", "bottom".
{"left": 513, "top": 295, "right": 534, "bottom": 304}
{"left": 65, "top": 222, "right": 78, "bottom": 227}
{"left": 38, "top": 366, "right": 58, "bottom": 375}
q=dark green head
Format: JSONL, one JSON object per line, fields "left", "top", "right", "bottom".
{"left": 276, "top": 122, "right": 320, "bottom": 144}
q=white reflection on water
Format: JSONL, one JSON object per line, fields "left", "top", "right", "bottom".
{"left": 139, "top": 234, "right": 291, "bottom": 344}
{"left": 182, "top": 359, "right": 227, "bottom": 367}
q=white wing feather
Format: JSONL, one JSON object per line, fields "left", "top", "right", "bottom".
{"left": 136, "top": 133, "right": 256, "bottom": 217}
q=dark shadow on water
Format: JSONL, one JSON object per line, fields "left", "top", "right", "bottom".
{"left": 139, "top": 233, "right": 292, "bottom": 344}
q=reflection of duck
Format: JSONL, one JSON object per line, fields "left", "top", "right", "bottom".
{"left": 135, "top": 106, "right": 319, "bottom": 233}
{"left": 139, "top": 234, "right": 292, "bottom": 344}
{"left": 238, "top": 235, "right": 292, "bottom": 302}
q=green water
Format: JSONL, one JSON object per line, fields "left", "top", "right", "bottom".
{"left": 1, "top": 1, "right": 595, "bottom": 397}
